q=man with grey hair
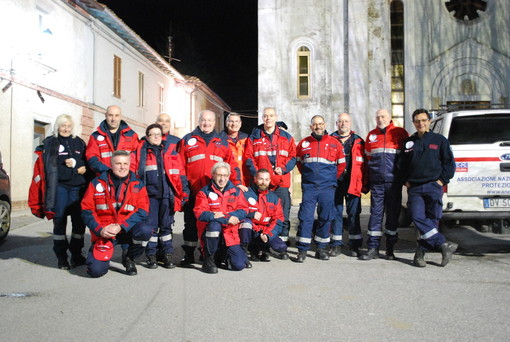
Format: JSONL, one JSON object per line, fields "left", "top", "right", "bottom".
{"left": 194, "top": 162, "right": 250, "bottom": 273}
{"left": 295, "top": 115, "right": 346, "bottom": 262}
{"left": 330, "top": 112, "right": 367, "bottom": 257}
{"left": 178, "top": 110, "right": 241, "bottom": 267}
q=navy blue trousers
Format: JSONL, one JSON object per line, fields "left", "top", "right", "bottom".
{"left": 408, "top": 181, "right": 446, "bottom": 250}
{"left": 53, "top": 185, "right": 85, "bottom": 259}
{"left": 145, "top": 197, "right": 175, "bottom": 256}
{"left": 296, "top": 186, "right": 335, "bottom": 251}
{"left": 366, "top": 182, "right": 401, "bottom": 248}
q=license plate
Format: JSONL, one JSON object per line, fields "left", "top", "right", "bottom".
{"left": 483, "top": 198, "right": 510, "bottom": 208}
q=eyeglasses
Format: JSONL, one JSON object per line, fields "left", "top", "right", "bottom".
{"left": 148, "top": 133, "right": 162, "bottom": 137}
{"left": 413, "top": 119, "right": 429, "bottom": 123}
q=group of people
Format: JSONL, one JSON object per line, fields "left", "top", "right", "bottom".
{"left": 28, "top": 105, "right": 458, "bottom": 278}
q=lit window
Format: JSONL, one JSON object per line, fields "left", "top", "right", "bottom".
{"left": 138, "top": 72, "right": 144, "bottom": 107}
{"left": 297, "top": 46, "right": 311, "bottom": 98}
{"left": 113, "top": 55, "right": 122, "bottom": 98}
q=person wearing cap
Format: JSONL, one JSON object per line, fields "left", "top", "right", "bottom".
{"left": 130, "top": 123, "right": 189, "bottom": 269}
{"left": 81, "top": 150, "right": 151, "bottom": 277}
{"left": 194, "top": 162, "right": 250, "bottom": 274}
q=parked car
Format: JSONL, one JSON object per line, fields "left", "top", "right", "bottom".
{"left": 400, "top": 109, "right": 510, "bottom": 233}
{"left": 0, "top": 149, "right": 11, "bottom": 240}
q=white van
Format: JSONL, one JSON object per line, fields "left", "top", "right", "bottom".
{"left": 401, "top": 109, "right": 510, "bottom": 233}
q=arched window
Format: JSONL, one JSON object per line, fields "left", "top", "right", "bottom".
{"left": 391, "top": 0, "right": 404, "bottom": 126}
{"left": 297, "top": 46, "right": 311, "bottom": 98}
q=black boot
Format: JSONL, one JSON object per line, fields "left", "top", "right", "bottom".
{"left": 413, "top": 247, "right": 426, "bottom": 267}
{"left": 295, "top": 250, "right": 307, "bottom": 263}
{"left": 329, "top": 245, "right": 341, "bottom": 257}
{"left": 359, "top": 248, "right": 380, "bottom": 261}
{"left": 70, "top": 253, "right": 86, "bottom": 268}
{"left": 440, "top": 241, "right": 458, "bottom": 267}
{"left": 159, "top": 253, "right": 175, "bottom": 269}
{"left": 180, "top": 247, "right": 195, "bottom": 267}
{"left": 57, "top": 256, "right": 70, "bottom": 270}
{"left": 315, "top": 248, "right": 330, "bottom": 260}
{"left": 146, "top": 255, "right": 158, "bottom": 269}
{"left": 386, "top": 244, "right": 396, "bottom": 260}
{"left": 202, "top": 255, "right": 218, "bottom": 274}
{"left": 123, "top": 256, "right": 137, "bottom": 276}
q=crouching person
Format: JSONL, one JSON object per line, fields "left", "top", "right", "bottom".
{"left": 194, "top": 162, "right": 250, "bottom": 274}
{"left": 81, "top": 150, "right": 150, "bottom": 277}
{"left": 241, "top": 169, "right": 288, "bottom": 261}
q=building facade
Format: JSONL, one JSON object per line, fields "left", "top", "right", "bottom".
{"left": 258, "top": 0, "right": 509, "bottom": 141}
{"left": 0, "top": 0, "right": 230, "bottom": 209}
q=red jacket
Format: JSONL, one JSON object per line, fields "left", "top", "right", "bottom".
{"left": 331, "top": 130, "right": 367, "bottom": 196}
{"left": 244, "top": 125, "right": 297, "bottom": 189}
{"left": 28, "top": 148, "right": 52, "bottom": 219}
{"left": 243, "top": 185, "right": 284, "bottom": 239}
{"left": 296, "top": 134, "right": 346, "bottom": 189}
{"left": 130, "top": 136, "right": 189, "bottom": 211}
{"left": 365, "top": 121, "right": 409, "bottom": 184}
{"left": 81, "top": 171, "right": 149, "bottom": 240}
{"left": 178, "top": 128, "right": 240, "bottom": 195}
{"left": 194, "top": 180, "right": 248, "bottom": 247}
{"left": 86, "top": 120, "right": 139, "bottom": 174}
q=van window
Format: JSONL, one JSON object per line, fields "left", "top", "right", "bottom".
{"left": 448, "top": 114, "right": 510, "bottom": 144}
{"left": 431, "top": 118, "right": 443, "bottom": 134}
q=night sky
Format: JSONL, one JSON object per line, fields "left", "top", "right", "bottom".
{"left": 98, "top": 0, "right": 259, "bottom": 132}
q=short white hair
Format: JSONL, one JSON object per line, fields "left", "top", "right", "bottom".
{"left": 211, "top": 161, "right": 231, "bottom": 175}
{"left": 53, "top": 114, "right": 75, "bottom": 137}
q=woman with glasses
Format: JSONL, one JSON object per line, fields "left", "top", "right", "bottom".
{"left": 130, "top": 123, "right": 189, "bottom": 269}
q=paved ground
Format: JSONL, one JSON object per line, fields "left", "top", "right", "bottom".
{"left": 1, "top": 207, "right": 510, "bottom": 341}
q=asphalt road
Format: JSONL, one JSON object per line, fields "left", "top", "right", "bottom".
{"left": 1, "top": 207, "right": 510, "bottom": 341}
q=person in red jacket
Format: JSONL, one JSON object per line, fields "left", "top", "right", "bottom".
{"left": 224, "top": 112, "right": 249, "bottom": 185}
{"left": 86, "top": 105, "right": 139, "bottom": 174}
{"left": 81, "top": 150, "right": 150, "bottom": 277}
{"left": 295, "top": 115, "right": 346, "bottom": 262}
{"left": 28, "top": 114, "right": 88, "bottom": 269}
{"left": 194, "top": 162, "right": 250, "bottom": 274}
{"left": 130, "top": 123, "right": 189, "bottom": 269}
{"left": 177, "top": 110, "right": 242, "bottom": 267}
{"left": 361, "top": 109, "right": 409, "bottom": 261}
{"left": 330, "top": 113, "right": 367, "bottom": 257}
{"left": 241, "top": 168, "right": 289, "bottom": 261}
{"left": 244, "top": 107, "right": 296, "bottom": 244}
